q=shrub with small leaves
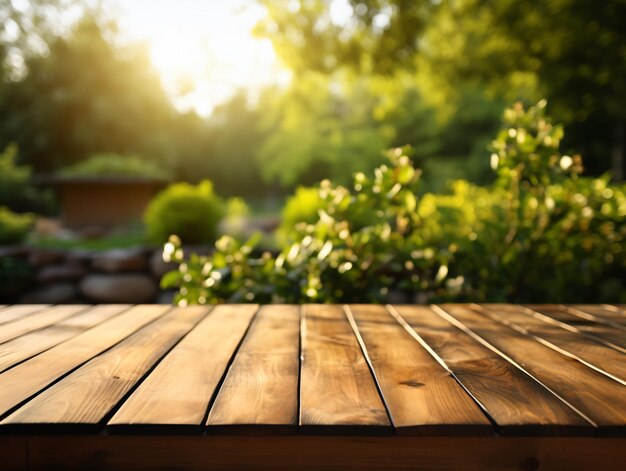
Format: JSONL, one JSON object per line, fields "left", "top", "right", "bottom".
{"left": 490, "top": 99, "right": 584, "bottom": 186}
{"left": 161, "top": 147, "right": 450, "bottom": 303}
{"left": 162, "top": 101, "right": 626, "bottom": 305}
{"left": 424, "top": 101, "right": 625, "bottom": 302}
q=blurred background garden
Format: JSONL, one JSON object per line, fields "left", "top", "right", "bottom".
{"left": 0, "top": 0, "right": 624, "bottom": 304}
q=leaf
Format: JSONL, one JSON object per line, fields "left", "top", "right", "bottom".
{"left": 160, "top": 270, "right": 182, "bottom": 289}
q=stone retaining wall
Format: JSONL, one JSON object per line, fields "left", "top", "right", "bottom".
{"left": 0, "top": 246, "right": 178, "bottom": 304}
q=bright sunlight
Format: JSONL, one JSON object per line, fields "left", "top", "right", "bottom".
{"left": 114, "top": 0, "right": 288, "bottom": 116}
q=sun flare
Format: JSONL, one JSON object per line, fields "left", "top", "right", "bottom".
{"left": 115, "top": 0, "right": 287, "bottom": 116}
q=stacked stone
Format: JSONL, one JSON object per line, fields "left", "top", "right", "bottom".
{"left": 8, "top": 247, "right": 177, "bottom": 304}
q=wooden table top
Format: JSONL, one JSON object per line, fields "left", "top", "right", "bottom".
{"left": 0, "top": 303, "right": 624, "bottom": 438}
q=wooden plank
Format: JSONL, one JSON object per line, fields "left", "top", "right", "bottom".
{"left": 299, "top": 304, "right": 390, "bottom": 434}
{"left": 207, "top": 305, "right": 300, "bottom": 434}
{"left": 109, "top": 304, "right": 258, "bottom": 433}
{"left": 556, "top": 305, "right": 626, "bottom": 334}
{"left": 525, "top": 304, "right": 626, "bottom": 352}
{"left": 0, "top": 305, "right": 130, "bottom": 373}
{"left": 437, "top": 304, "right": 626, "bottom": 435}
{"left": 0, "top": 304, "right": 88, "bottom": 344}
{"left": 480, "top": 304, "right": 626, "bottom": 384}
{"left": 25, "top": 435, "right": 626, "bottom": 471}
{"left": 0, "top": 304, "right": 170, "bottom": 418}
{"left": 570, "top": 304, "right": 626, "bottom": 326}
{"left": 347, "top": 305, "right": 492, "bottom": 435}
{"left": 2, "top": 306, "right": 209, "bottom": 432}
{"left": 0, "top": 304, "right": 48, "bottom": 325}
{"left": 393, "top": 305, "right": 592, "bottom": 436}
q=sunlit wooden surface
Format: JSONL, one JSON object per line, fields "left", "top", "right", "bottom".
{"left": 0, "top": 303, "right": 624, "bottom": 470}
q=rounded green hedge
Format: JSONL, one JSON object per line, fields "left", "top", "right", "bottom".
{"left": 144, "top": 180, "right": 225, "bottom": 244}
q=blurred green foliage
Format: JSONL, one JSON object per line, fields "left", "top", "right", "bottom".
{"left": 0, "top": 256, "right": 33, "bottom": 301}
{"left": 0, "top": 206, "right": 34, "bottom": 245}
{"left": 0, "top": 144, "right": 56, "bottom": 215}
{"left": 162, "top": 102, "right": 625, "bottom": 304}
{"left": 277, "top": 186, "right": 324, "bottom": 244}
{"left": 0, "top": 0, "right": 623, "bottom": 298}
{"left": 421, "top": 101, "right": 626, "bottom": 302}
{"left": 220, "top": 197, "right": 252, "bottom": 240}
{"left": 144, "top": 180, "right": 225, "bottom": 245}
{"left": 257, "top": 0, "right": 626, "bottom": 179}
{"left": 60, "top": 153, "right": 172, "bottom": 180}
{"left": 2, "top": 0, "right": 623, "bottom": 201}
{"left": 0, "top": 16, "right": 177, "bottom": 173}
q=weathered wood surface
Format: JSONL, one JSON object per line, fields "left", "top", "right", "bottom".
{"left": 0, "top": 304, "right": 170, "bottom": 418}
{"left": 3, "top": 306, "right": 206, "bottom": 432}
{"left": 0, "top": 304, "right": 88, "bottom": 344}
{"left": 0, "top": 303, "right": 624, "bottom": 470}
{"left": 347, "top": 305, "right": 491, "bottom": 435}
{"left": 0, "top": 305, "right": 48, "bottom": 326}
{"left": 109, "top": 305, "right": 257, "bottom": 433}
{"left": 299, "top": 304, "right": 390, "bottom": 434}
{"left": 439, "top": 304, "right": 626, "bottom": 435}
{"left": 525, "top": 304, "right": 626, "bottom": 351}
{"left": 207, "top": 305, "right": 300, "bottom": 433}
{"left": 394, "top": 305, "right": 592, "bottom": 436}
{"left": 0, "top": 304, "right": 129, "bottom": 373}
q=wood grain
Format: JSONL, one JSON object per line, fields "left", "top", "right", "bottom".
{"left": 2, "top": 306, "right": 208, "bottom": 431}
{"left": 480, "top": 304, "right": 626, "bottom": 384}
{"left": 299, "top": 304, "right": 390, "bottom": 434}
{"left": 207, "top": 305, "right": 300, "bottom": 434}
{"left": 393, "top": 305, "right": 591, "bottom": 436}
{"left": 0, "top": 304, "right": 88, "bottom": 344}
{"left": 525, "top": 304, "right": 626, "bottom": 352}
{"left": 0, "top": 304, "right": 48, "bottom": 325}
{"left": 0, "top": 304, "right": 170, "bottom": 418}
{"left": 0, "top": 303, "right": 624, "bottom": 444}
{"left": 570, "top": 304, "right": 626, "bottom": 326}
{"left": 109, "top": 304, "right": 258, "bottom": 433}
{"left": 0, "top": 304, "right": 129, "bottom": 373}
{"left": 347, "top": 305, "right": 492, "bottom": 435}
{"left": 438, "top": 304, "right": 626, "bottom": 435}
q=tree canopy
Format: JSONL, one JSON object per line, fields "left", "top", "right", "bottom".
{"left": 256, "top": 0, "right": 626, "bottom": 178}
{"left": 0, "top": 0, "right": 622, "bottom": 203}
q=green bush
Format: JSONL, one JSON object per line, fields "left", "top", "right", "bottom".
{"left": 435, "top": 100, "right": 626, "bottom": 302}
{"left": 162, "top": 147, "right": 439, "bottom": 303}
{"left": 60, "top": 153, "right": 172, "bottom": 180}
{"left": 162, "top": 101, "right": 625, "bottom": 304}
{"left": 0, "top": 144, "right": 57, "bottom": 215}
{"left": 0, "top": 206, "right": 35, "bottom": 245}
{"left": 144, "top": 180, "right": 225, "bottom": 244}
{"left": 277, "top": 186, "right": 324, "bottom": 244}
